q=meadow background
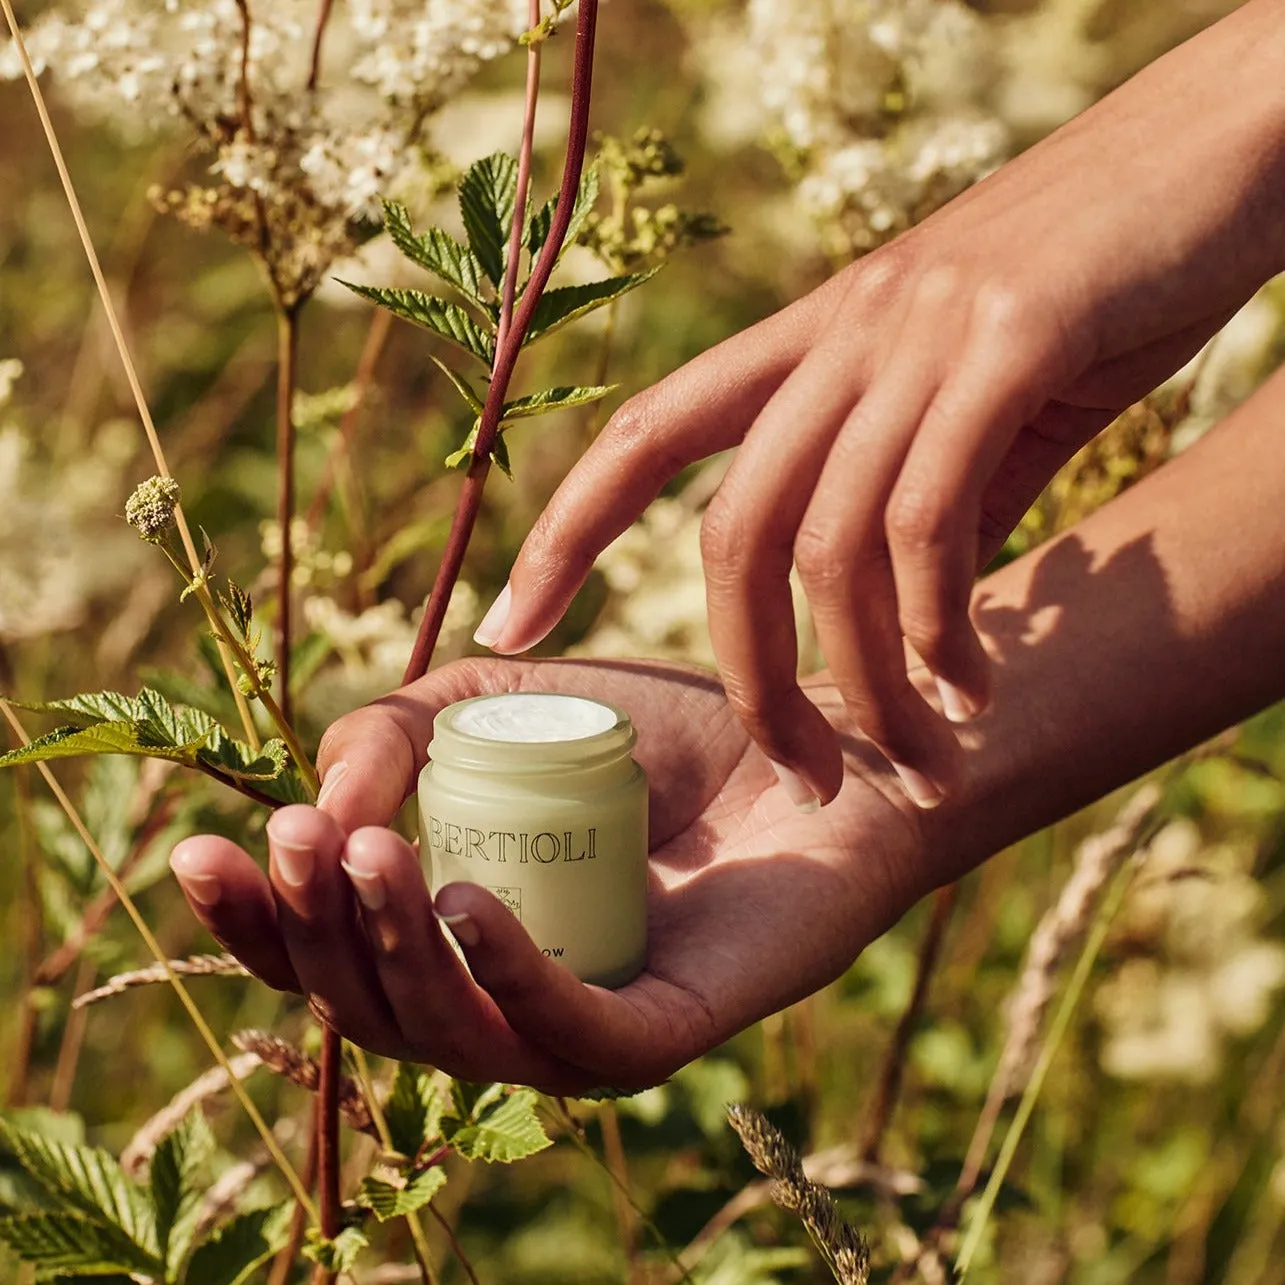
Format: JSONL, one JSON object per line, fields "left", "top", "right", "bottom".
{"left": 3, "top": 0, "right": 1285, "bottom": 1281}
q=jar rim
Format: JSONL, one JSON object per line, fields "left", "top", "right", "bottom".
{"left": 427, "top": 692, "right": 636, "bottom": 773}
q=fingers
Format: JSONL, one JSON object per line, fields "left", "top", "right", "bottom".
{"left": 483, "top": 290, "right": 833, "bottom": 656}
{"left": 169, "top": 836, "right": 299, "bottom": 992}
{"left": 341, "top": 829, "right": 588, "bottom": 1089}
{"left": 314, "top": 660, "right": 513, "bottom": 832}
{"left": 433, "top": 881, "right": 707, "bottom": 1089}
{"left": 263, "top": 805, "right": 405, "bottom": 1055}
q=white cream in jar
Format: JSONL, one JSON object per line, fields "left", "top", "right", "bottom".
{"left": 418, "top": 692, "right": 648, "bottom": 988}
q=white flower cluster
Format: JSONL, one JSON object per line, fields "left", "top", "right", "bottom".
{"left": 696, "top": 0, "right": 1008, "bottom": 256}
{"left": 3, "top": 0, "right": 537, "bottom": 299}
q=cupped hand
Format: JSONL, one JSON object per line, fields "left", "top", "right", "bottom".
{"left": 475, "top": 3, "right": 1285, "bottom": 809}
{"left": 169, "top": 657, "right": 926, "bottom": 1092}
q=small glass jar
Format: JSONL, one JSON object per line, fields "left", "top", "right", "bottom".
{"left": 417, "top": 692, "right": 648, "bottom": 988}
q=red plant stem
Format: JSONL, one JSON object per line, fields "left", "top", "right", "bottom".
{"left": 495, "top": 0, "right": 543, "bottom": 355}
{"left": 317, "top": 1023, "right": 342, "bottom": 1256}
{"left": 401, "top": 0, "right": 600, "bottom": 685}
{"left": 306, "top": 0, "right": 335, "bottom": 92}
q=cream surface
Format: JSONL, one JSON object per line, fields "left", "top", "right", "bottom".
{"left": 451, "top": 693, "right": 617, "bottom": 743}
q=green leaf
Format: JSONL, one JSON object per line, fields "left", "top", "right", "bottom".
{"left": 385, "top": 1064, "right": 445, "bottom": 1159}
{"left": 255, "top": 767, "right": 313, "bottom": 806}
{"left": 458, "top": 152, "right": 518, "bottom": 288}
{"left": 0, "top": 1213, "right": 162, "bottom": 1280}
{"left": 442, "top": 1087, "right": 551, "bottom": 1163}
{"left": 444, "top": 422, "right": 511, "bottom": 478}
{"left": 0, "top": 690, "right": 283, "bottom": 788}
{"left": 184, "top": 1207, "right": 290, "bottom": 1285}
{"left": 338, "top": 282, "right": 494, "bottom": 366}
{"left": 525, "top": 164, "right": 600, "bottom": 263}
{"left": 150, "top": 1111, "right": 215, "bottom": 1276}
{"left": 354, "top": 1167, "right": 446, "bottom": 1223}
{"left": 429, "top": 355, "right": 486, "bottom": 414}
{"left": 381, "top": 201, "right": 491, "bottom": 314}
{"left": 525, "top": 268, "right": 660, "bottom": 344}
{"left": 0, "top": 1120, "right": 154, "bottom": 1249}
{"left": 501, "top": 384, "right": 615, "bottom": 421}
{"left": 302, "top": 1225, "right": 367, "bottom": 1273}
{"left": 218, "top": 583, "right": 253, "bottom": 644}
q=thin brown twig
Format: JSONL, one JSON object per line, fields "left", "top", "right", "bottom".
{"left": 317, "top": 1022, "right": 342, "bottom": 1263}
{"left": 425, "top": 1204, "right": 481, "bottom": 1285}
{"left": 401, "top": 0, "right": 601, "bottom": 684}
{"left": 858, "top": 882, "right": 958, "bottom": 1163}
{"left": 49, "top": 956, "right": 97, "bottom": 1112}
{"left": 269, "top": 1126, "right": 318, "bottom": 1285}
{"left": 306, "top": 0, "right": 336, "bottom": 92}
{"left": 598, "top": 1104, "right": 641, "bottom": 1280}
{"left": 8, "top": 767, "right": 43, "bottom": 1108}
{"left": 233, "top": 0, "right": 255, "bottom": 139}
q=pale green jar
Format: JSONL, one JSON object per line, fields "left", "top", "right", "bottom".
{"left": 417, "top": 692, "right": 648, "bottom": 989}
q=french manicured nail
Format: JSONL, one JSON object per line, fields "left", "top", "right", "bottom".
{"left": 890, "top": 762, "right": 944, "bottom": 810}
{"left": 341, "top": 862, "right": 386, "bottom": 912}
{"left": 172, "top": 866, "right": 222, "bottom": 909}
{"left": 316, "top": 761, "right": 348, "bottom": 810}
{"left": 267, "top": 826, "right": 313, "bottom": 889}
{"left": 440, "top": 911, "right": 480, "bottom": 948}
{"left": 935, "top": 677, "right": 981, "bottom": 725}
{"left": 473, "top": 583, "right": 512, "bottom": 649}
{"left": 771, "top": 762, "right": 821, "bottom": 813}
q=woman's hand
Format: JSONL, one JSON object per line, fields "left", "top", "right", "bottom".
{"left": 473, "top": 0, "right": 1285, "bottom": 810}
{"left": 168, "top": 658, "right": 926, "bottom": 1092}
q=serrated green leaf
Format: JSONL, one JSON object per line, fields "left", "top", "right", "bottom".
{"left": 302, "top": 1225, "right": 367, "bottom": 1273}
{"left": 0, "top": 1122, "right": 155, "bottom": 1252}
{"left": 184, "top": 1206, "right": 290, "bottom": 1285}
{"left": 525, "top": 268, "right": 660, "bottom": 344}
{"left": 0, "top": 690, "right": 283, "bottom": 788}
{"left": 354, "top": 1167, "right": 446, "bottom": 1223}
{"left": 0, "top": 1213, "right": 162, "bottom": 1280}
{"left": 429, "top": 356, "right": 486, "bottom": 414}
{"left": 381, "top": 202, "right": 492, "bottom": 314}
{"left": 442, "top": 1087, "right": 551, "bottom": 1163}
{"left": 458, "top": 153, "right": 518, "bottom": 288}
{"left": 255, "top": 768, "right": 313, "bottom": 806}
{"left": 444, "top": 422, "right": 511, "bottom": 478}
{"left": 151, "top": 1110, "right": 215, "bottom": 1276}
{"left": 525, "top": 164, "right": 600, "bottom": 263}
{"left": 338, "top": 282, "right": 494, "bottom": 366}
{"left": 385, "top": 1064, "right": 445, "bottom": 1159}
{"left": 502, "top": 384, "right": 615, "bottom": 421}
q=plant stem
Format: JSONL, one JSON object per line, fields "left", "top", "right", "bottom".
{"left": 349, "top": 1048, "right": 440, "bottom": 1283}
{"left": 425, "top": 1205, "right": 480, "bottom": 1285}
{"left": 269, "top": 1126, "right": 318, "bottom": 1285}
{"left": 955, "top": 857, "right": 1139, "bottom": 1279}
{"left": 7, "top": 767, "right": 42, "bottom": 1108}
{"left": 276, "top": 306, "right": 300, "bottom": 728}
{"left": 317, "top": 1023, "right": 342, "bottom": 1249}
{"left": 858, "top": 883, "right": 957, "bottom": 1163}
{"left": 0, "top": 0, "right": 260, "bottom": 750}
{"left": 0, "top": 699, "right": 317, "bottom": 1223}
{"left": 306, "top": 0, "right": 335, "bottom": 91}
{"left": 598, "top": 1103, "right": 641, "bottom": 1281}
{"left": 49, "top": 956, "right": 95, "bottom": 1112}
{"left": 401, "top": 0, "right": 601, "bottom": 684}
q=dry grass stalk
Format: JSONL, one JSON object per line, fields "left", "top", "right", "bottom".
{"left": 230, "top": 1030, "right": 376, "bottom": 1137}
{"left": 120, "top": 1050, "right": 263, "bottom": 1175}
{"left": 727, "top": 1105, "right": 871, "bottom": 1285}
{"left": 954, "top": 782, "right": 1162, "bottom": 1200}
{"left": 73, "top": 954, "right": 251, "bottom": 1009}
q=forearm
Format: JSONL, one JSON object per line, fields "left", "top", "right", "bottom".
{"left": 926, "top": 362, "right": 1285, "bottom": 876}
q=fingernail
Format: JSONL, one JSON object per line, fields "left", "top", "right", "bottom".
{"left": 341, "top": 861, "right": 386, "bottom": 911}
{"left": 267, "top": 826, "right": 313, "bottom": 889}
{"left": 316, "top": 761, "right": 348, "bottom": 810}
{"left": 935, "top": 678, "right": 980, "bottom": 725}
{"left": 890, "top": 762, "right": 944, "bottom": 810}
{"left": 771, "top": 762, "right": 821, "bottom": 813}
{"left": 173, "top": 868, "right": 222, "bottom": 909}
{"left": 440, "top": 911, "right": 480, "bottom": 948}
{"left": 473, "top": 582, "right": 512, "bottom": 649}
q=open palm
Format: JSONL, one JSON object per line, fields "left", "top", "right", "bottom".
{"left": 170, "top": 658, "right": 926, "bottom": 1092}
